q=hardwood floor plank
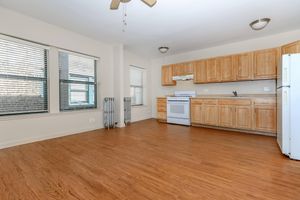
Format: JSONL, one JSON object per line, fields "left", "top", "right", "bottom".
{"left": 0, "top": 119, "right": 299, "bottom": 200}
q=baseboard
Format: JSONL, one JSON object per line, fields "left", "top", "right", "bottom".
{"left": 0, "top": 126, "right": 103, "bottom": 150}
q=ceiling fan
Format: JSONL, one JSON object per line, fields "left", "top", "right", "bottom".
{"left": 110, "top": 0, "right": 157, "bottom": 10}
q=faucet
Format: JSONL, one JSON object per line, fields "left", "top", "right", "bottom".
{"left": 232, "top": 91, "right": 238, "bottom": 97}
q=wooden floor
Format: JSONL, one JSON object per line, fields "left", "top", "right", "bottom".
{"left": 0, "top": 119, "right": 300, "bottom": 200}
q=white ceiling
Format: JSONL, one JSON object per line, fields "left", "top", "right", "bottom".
{"left": 1, "top": 0, "right": 300, "bottom": 58}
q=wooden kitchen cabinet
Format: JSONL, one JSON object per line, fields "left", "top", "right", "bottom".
{"left": 234, "top": 52, "right": 253, "bottom": 81}
{"left": 173, "top": 62, "right": 193, "bottom": 76}
{"left": 219, "top": 105, "right": 235, "bottom": 128}
{"left": 206, "top": 58, "right": 220, "bottom": 83}
{"left": 282, "top": 41, "right": 300, "bottom": 54}
{"left": 218, "top": 99, "right": 252, "bottom": 129}
{"left": 161, "top": 65, "right": 176, "bottom": 86}
{"left": 191, "top": 99, "right": 203, "bottom": 124}
{"left": 235, "top": 106, "right": 252, "bottom": 130}
{"left": 202, "top": 99, "right": 219, "bottom": 126}
{"left": 253, "top": 98, "right": 276, "bottom": 133}
{"left": 157, "top": 98, "right": 167, "bottom": 122}
{"left": 193, "top": 60, "right": 207, "bottom": 83}
{"left": 253, "top": 48, "right": 278, "bottom": 80}
{"left": 217, "top": 56, "right": 236, "bottom": 82}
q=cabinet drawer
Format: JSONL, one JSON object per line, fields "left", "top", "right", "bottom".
{"left": 219, "top": 99, "right": 251, "bottom": 106}
{"left": 202, "top": 99, "right": 218, "bottom": 105}
{"left": 253, "top": 97, "right": 276, "bottom": 106}
{"left": 191, "top": 99, "right": 203, "bottom": 104}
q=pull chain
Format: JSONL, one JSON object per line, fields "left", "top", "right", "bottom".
{"left": 122, "top": 4, "right": 128, "bottom": 32}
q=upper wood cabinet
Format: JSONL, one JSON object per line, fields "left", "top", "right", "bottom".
{"left": 217, "top": 56, "right": 236, "bottom": 82}
{"left": 193, "top": 60, "right": 207, "bottom": 83}
{"left": 173, "top": 62, "right": 193, "bottom": 76}
{"left": 161, "top": 65, "right": 176, "bottom": 86}
{"left": 159, "top": 41, "right": 300, "bottom": 86}
{"left": 253, "top": 48, "right": 279, "bottom": 80}
{"left": 234, "top": 52, "right": 253, "bottom": 81}
{"left": 282, "top": 41, "right": 300, "bottom": 54}
{"left": 206, "top": 58, "right": 220, "bottom": 83}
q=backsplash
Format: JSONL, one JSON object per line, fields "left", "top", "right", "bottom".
{"left": 160, "top": 80, "right": 276, "bottom": 96}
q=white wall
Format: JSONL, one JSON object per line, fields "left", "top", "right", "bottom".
{"left": 124, "top": 50, "right": 152, "bottom": 122}
{"left": 151, "top": 29, "right": 300, "bottom": 117}
{"left": 0, "top": 7, "right": 116, "bottom": 149}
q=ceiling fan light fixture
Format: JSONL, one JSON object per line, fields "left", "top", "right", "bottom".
{"left": 249, "top": 18, "right": 271, "bottom": 30}
{"left": 158, "top": 46, "right": 169, "bottom": 54}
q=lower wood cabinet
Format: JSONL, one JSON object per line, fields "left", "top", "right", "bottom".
{"left": 191, "top": 97, "right": 276, "bottom": 134}
{"left": 219, "top": 105, "right": 235, "bottom": 128}
{"left": 157, "top": 98, "right": 167, "bottom": 121}
{"left": 235, "top": 106, "right": 252, "bottom": 130}
{"left": 203, "top": 104, "right": 219, "bottom": 126}
{"left": 158, "top": 96, "right": 276, "bottom": 135}
{"left": 191, "top": 100, "right": 203, "bottom": 124}
{"left": 253, "top": 98, "right": 277, "bottom": 133}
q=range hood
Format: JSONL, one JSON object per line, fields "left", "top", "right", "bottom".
{"left": 172, "top": 74, "right": 194, "bottom": 81}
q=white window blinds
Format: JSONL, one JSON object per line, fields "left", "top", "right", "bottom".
{"left": 0, "top": 37, "right": 48, "bottom": 115}
{"left": 130, "top": 66, "right": 144, "bottom": 106}
{"left": 59, "top": 51, "right": 97, "bottom": 111}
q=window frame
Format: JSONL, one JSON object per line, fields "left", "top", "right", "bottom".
{"left": 0, "top": 34, "right": 50, "bottom": 116}
{"left": 130, "top": 66, "right": 144, "bottom": 107}
{"left": 58, "top": 50, "right": 98, "bottom": 111}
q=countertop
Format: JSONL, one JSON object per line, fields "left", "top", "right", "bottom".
{"left": 157, "top": 94, "right": 276, "bottom": 99}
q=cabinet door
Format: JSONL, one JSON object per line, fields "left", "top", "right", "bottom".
{"left": 219, "top": 105, "right": 235, "bottom": 128}
{"left": 161, "top": 65, "right": 176, "bottom": 86}
{"left": 235, "top": 52, "right": 253, "bottom": 81}
{"left": 254, "top": 106, "right": 277, "bottom": 133}
{"left": 218, "top": 56, "right": 236, "bottom": 82}
{"left": 206, "top": 59, "right": 220, "bottom": 82}
{"left": 235, "top": 106, "right": 252, "bottom": 130}
{"left": 157, "top": 98, "right": 167, "bottom": 120}
{"left": 282, "top": 41, "right": 300, "bottom": 54}
{"left": 173, "top": 63, "right": 193, "bottom": 76}
{"left": 253, "top": 48, "right": 278, "bottom": 80}
{"left": 193, "top": 60, "right": 207, "bottom": 83}
{"left": 191, "top": 104, "right": 203, "bottom": 124}
{"left": 202, "top": 104, "right": 219, "bottom": 126}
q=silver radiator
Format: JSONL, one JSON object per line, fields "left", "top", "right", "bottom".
{"left": 124, "top": 97, "right": 131, "bottom": 125}
{"left": 103, "top": 97, "right": 115, "bottom": 129}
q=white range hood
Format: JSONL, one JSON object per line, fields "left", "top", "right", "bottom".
{"left": 172, "top": 74, "right": 194, "bottom": 81}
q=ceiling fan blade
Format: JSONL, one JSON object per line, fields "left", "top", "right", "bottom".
{"left": 141, "top": 0, "right": 157, "bottom": 7}
{"left": 110, "top": 0, "right": 120, "bottom": 10}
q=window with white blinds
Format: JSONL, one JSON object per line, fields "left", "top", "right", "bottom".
{"left": 0, "top": 37, "right": 48, "bottom": 116}
{"left": 130, "top": 66, "right": 144, "bottom": 106}
{"left": 59, "top": 51, "right": 97, "bottom": 111}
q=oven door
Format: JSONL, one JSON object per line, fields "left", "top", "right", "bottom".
{"left": 167, "top": 99, "right": 190, "bottom": 119}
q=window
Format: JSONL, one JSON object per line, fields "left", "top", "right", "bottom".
{"left": 130, "top": 66, "right": 144, "bottom": 106}
{"left": 59, "top": 51, "right": 97, "bottom": 111}
{"left": 0, "top": 36, "right": 48, "bottom": 115}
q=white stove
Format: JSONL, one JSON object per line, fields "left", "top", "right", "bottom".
{"left": 167, "top": 91, "right": 196, "bottom": 126}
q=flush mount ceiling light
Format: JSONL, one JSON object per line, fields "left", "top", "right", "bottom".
{"left": 249, "top": 18, "right": 271, "bottom": 30}
{"left": 158, "top": 46, "right": 169, "bottom": 54}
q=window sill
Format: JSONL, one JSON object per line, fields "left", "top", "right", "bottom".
{"left": 0, "top": 108, "right": 101, "bottom": 122}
